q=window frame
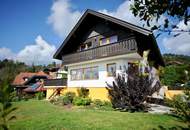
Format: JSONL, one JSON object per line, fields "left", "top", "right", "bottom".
{"left": 107, "top": 63, "right": 116, "bottom": 77}
{"left": 70, "top": 66, "right": 99, "bottom": 81}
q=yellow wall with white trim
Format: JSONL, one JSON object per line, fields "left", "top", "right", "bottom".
{"left": 46, "top": 87, "right": 109, "bottom": 101}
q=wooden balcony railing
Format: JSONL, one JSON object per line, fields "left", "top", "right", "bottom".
{"left": 62, "top": 37, "right": 137, "bottom": 65}
{"left": 44, "top": 78, "right": 67, "bottom": 86}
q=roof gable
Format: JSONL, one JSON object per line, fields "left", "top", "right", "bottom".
{"left": 53, "top": 9, "right": 153, "bottom": 60}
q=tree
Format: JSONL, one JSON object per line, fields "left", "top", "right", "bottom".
{"left": 167, "top": 88, "right": 190, "bottom": 128}
{"left": 0, "top": 81, "right": 17, "bottom": 130}
{"left": 106, "top": 64, "right": 161, "bottom": 112}
{"left": 130, "top": 0, "right": 190, "bottom": 35}
{"left": 160, "top": 54, "right": 190, "bottom": 87}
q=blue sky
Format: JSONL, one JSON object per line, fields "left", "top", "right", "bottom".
{"left": 0, "top": 0, "right": 190, "bottom": 65}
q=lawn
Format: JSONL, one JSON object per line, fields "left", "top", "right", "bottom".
{"left": 9, "top": 100, "right": 188, "bottom": 130}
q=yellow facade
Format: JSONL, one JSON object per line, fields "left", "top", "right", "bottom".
{"left": 165, "top": 90, "right": 184, "bottom": 99}
{"left": 46, "top": 87, "right": 109, "bottom": 101}
{"left": 46, "top": 88, "right": 56, "bottom": 99}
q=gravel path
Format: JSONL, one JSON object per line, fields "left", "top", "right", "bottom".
{"left": 149, "top": 104, "right": 172, "bottom": 114}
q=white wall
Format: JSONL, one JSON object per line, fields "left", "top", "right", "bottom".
{"left": 66, "top": 53, "right": 142, "bottom": 88}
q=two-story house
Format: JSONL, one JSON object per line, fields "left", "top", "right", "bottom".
{"left": 52, "top": 9, "right": 164, "bottom": 101}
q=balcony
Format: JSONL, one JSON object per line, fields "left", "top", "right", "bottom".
{"left": 44, "top": 78, "right": 67, "bottom": 86}
{"left": 62, "top": 37, "right": 137, "bottom": 65}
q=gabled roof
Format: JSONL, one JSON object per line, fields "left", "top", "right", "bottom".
{"left": 54, "top": 9, "right": 164, "bottom": 66}
{"left": 12, "top": 72, "right": 35, "bottom": 86}
{"left": 12, "top": 71, "right": 52, "bottom": 86}
{"left": 54, "top": 9, "right": 153, "bottom": 59}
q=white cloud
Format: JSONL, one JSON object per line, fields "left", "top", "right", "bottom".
{"left": 0, "top": 47, "right": 15, "bottom": 60}
{"left": 98, "top": 0, "right": 142, "bottom": 27}
{"left": 0, "top": 35, "right": 58, "bottom": 65}
{"left": 162, "top": 20, "right": 190, "bottom": 56}
{"left": 48, "top": 0, "right": 82, "bottom": 38}
{"left": 47, "top": 0, "right": 167, "bottom": 38}
{"left": 163, "top": 32, "right": 190, "bottom": 56}
{"left": 47, "top": 0, "right": 143, "bottom": 38}
{"left": 176, "top": 20, "right": 190, "bottom": 31}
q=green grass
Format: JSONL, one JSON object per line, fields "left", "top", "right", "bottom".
{"left": 8, "top": 100, "right": 188, "bottom": 130}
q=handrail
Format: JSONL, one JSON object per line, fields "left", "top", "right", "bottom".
{"left": 62, "top": 37, "right": 137, "bottom": 65}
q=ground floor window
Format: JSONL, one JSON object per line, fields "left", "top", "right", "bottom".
{"left": 107, "top": 63, "right": 116, "bottom": 76}
{"left": 70, "top": 66, "right": 99, "bottom": 80}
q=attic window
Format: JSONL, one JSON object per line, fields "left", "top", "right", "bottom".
{"left": 110, "top": 35, "right": 118, "bottom": 44}
{"left": 99, "top": 35, "right": 118, "bottom": 45}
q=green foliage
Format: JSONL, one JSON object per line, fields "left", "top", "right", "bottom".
{"left": 167, "top": 92, "right": 190, "bottom": 127}
{"left": 77, "top": 88, "right": 89, "bottom": 98}
{"left": 130, "top": 0, "right": 190, "bottom": 35}
{"left": 92, "top": 99, "right": 112, "bottom": 110}
{"left": 160, "top": 54, "right": 190, "bottom": 87}
{"left": 73, "top": 97, "right": 91, "bottom": 106}
{"left": 93, "top": 99, "right": 104, "bottom": 107}
{"left": 160, "top": 66, "right": 180, "bottom": 86}
{"left": 0, "top": 59, "right": 48, "bottom": 85}
{"left": 106, "top": 64, "right": 161, "bottom": 112}
{"left": 35, "top": 92, "right": 45, "bottom": 100}
{"left": 0, "top": 81, "right": 17, "bottom": 130}
{"left": 64, "top": 92, "right": 76, "bottom": 103}
{"left": 54, "top": 96, "right": 71, "bottom": 105}
{"left": 10, "top": 91, "right": 19, "bottom": 102}
{"left": 0, "top": 59, "right": 27, "bottom": 85}
{"left": 50, "top": 92, "right": 76, "bottom": 106}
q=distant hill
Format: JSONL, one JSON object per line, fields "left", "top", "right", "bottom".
{"left": 163, "top": 53, "right": 190, "bottom": 65}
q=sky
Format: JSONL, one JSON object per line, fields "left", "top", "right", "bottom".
{"left": 0, "top": 0, "right": 190, "bottom": 65}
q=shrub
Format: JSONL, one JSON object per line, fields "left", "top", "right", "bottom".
{"left": 35, "top": 92, "right": 44, "bottom": 100}
{"left": 106, "top": 64, "right": 161, "bottom": 112}
{"left": 93, "top": 99, "right": 104, "bottom": 107}
{"left": 77, "top": 88, "right": 89, "bottom": 98}
{"left": 92, "top": 99, "right": 112, "bottom": 111}
{"left": 73, "top": 97, "right": 91, "bottom": 106}
{"left": 64, "top": 92, "right": 76, "bottom": 103}
{"left": 167, "top": 91, "right": 190, "bottom": 127}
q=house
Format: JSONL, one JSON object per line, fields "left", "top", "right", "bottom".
{"left": 43, "top": 66, "right": 67, "bottom": 100}
{"left": 52, "top": 9, "right": 164, "bottom": 101}
{"left": 12, "top": 71, "right": 51, "bottom": 97}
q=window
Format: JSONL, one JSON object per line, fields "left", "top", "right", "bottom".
{"left": 107, "top": 63, "right": 116, "bottom": 76}
{"left": 76, "top": 69, "right": 83, "bottom": 80}
{"left": 84, "top": 68, "right": 91, "bottom": 80}
{"left": 100, "top": 38, "right": 107, "bottom": 45}
{"left": 99, "top": 35, "right": 118, "bottom": 45}
{"left": 80, "top": 44, "right": 86, "bottom": 51}
{"left": 110, "top": 35, "right": 118, "bottom": 43}
{"left": 70, "top": 69, "right": 77, "bottom": 80}
{"left": 70, "top": 66, "right": 99, "bottom": 80}
{"left": 91, "top": 67, "right": 99, "bottom": 79}
{"left": 86, "top": 42, "right": 92, "bottom": 49}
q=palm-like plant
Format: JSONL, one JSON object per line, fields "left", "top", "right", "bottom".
{"left": 106, "top": 64, "right": 161, "bottom": 112}
{"left": 106, "top": 50, "right": 161, "bottom": 112}
{"left": 0, "top": 81, "right": 17, "bottom": 130}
